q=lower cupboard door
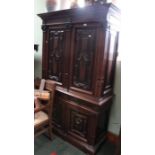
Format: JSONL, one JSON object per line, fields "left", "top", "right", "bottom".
{"left": 66, "top": 100, "right": 97, "bottom": 144}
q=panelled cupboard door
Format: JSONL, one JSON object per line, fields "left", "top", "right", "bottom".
{"left": 69, "top": 23, "right": 101, "bottom": 95}
{"left": 66, "top": 100, "right": 98, "bottom": 145}
{"left": 45, "top": 24, "right": 71, "bottom": 87}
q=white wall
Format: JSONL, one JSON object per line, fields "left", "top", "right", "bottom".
{"left": 108, "top": 60, "right": 121, "bottom": 135}
{"left": 34, "top": 0, "right": 121, "bottom": 135}
{"left": 34, "top": 0, "right": 46, "bottom": 78}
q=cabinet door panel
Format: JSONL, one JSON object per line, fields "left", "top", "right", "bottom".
{"left": 44, "top": 24, "right": 71, "bottom": 87}
{"left": 47, "top": 28, "right": 65, "bottom": 83}
{"left": 70, "top": 23, "right": 99, "bottom": 94}
{"left": 66, "top": 100, "right": 97, "bottom": 144}
{"left": 69, "top": 110, "right": 88, "bottom": 140}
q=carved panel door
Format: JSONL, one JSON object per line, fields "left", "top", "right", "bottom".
{"left": 43, "top": 24, "right": 71, "bottom": 87}
{"left": 69, "top": 23, "right": 100, "bottom": 94}
{"left": 66, "top": 100, "right": 97, "bottom": 144}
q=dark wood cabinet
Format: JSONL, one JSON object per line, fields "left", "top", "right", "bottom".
{"left": 38, "top": 3, "right": 120, "bottom": 155}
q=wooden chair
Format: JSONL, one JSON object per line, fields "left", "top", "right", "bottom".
{"left": 34, "top": 79, "right": 56, "bottom": 139}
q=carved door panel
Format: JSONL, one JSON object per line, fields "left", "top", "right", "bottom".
{"left": 70, "top": 23, "right": 100, "bottom": 94}
{"left": 66, "top": 100, "right": 97, "bottom": 144}
{"left": 45, "top": 24, "right": 71, "bottom": 87}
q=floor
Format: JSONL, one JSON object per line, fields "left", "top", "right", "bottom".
{"left": 34, "top": 135, "right": 116, "bottom": 155}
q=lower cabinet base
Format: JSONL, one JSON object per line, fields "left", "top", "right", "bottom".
{"left": 53, "top": 127, "right": 106, "bottom": 155}
{"left": 52, "top": 91, "right": 113, "bottom": 154}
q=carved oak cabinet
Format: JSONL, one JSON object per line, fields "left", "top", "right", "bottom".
{"left": 38, "top": 3, "right": 120, "bottom": 155}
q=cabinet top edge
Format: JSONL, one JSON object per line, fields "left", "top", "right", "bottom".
{"left": 38, "top": 3, "right": 120, "bottom": 22}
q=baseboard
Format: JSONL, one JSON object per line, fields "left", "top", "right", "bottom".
{"left": 107, "top": 132, "right": 119, "bottom": 145}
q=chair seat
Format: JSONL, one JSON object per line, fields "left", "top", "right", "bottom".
{"left": 34, "top": 111, "right": 49, "bottom": 126}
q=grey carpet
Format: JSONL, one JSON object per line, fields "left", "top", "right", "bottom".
{"left": 34, "top": 135, "right": 115, "bottom": 155}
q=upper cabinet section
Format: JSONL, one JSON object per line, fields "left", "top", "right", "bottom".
{"left": 38, "top": 3, "right": 120, "bottom": 97}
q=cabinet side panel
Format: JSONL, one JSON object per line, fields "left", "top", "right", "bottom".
{"left": 96, "top": 98, "right": 112, "bottom": 143}
{"left": 103, "top": 31, "right": 118, "bottom": 94}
